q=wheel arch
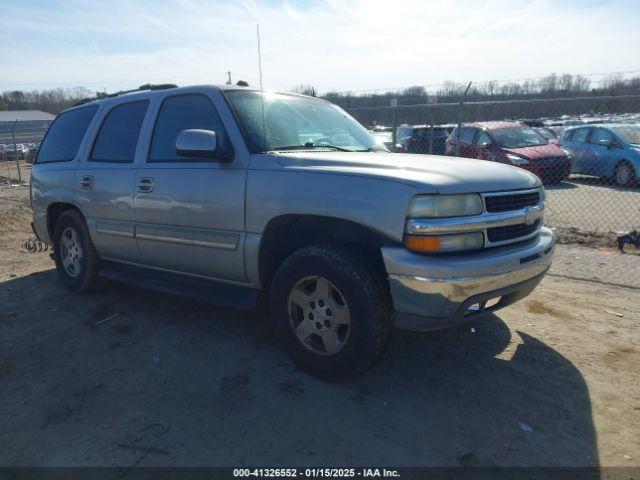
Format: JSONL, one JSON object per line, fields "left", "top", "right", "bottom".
{"left": 257, "top": 214, "right": 393, "bottom": 291}
{"left": 47, "top": 202, "right": 84, "bottom": 240}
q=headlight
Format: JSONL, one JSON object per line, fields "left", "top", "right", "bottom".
{"left": 404, "top": 232, "right": 484, "bottom": 253}
{"left": 408, "top": 194, "right": 483, "bottom": 218}
{"left": 560, "top": 148, "right": 572, "bottom": 157}
{"left": 506, "top": 153, "right": 530, "bottom": 165}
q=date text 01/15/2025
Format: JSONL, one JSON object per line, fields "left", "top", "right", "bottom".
{"left": 232, "top": 468, "right": 400, "bottom": 477}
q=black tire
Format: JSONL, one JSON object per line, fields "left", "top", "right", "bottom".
{"left": 269, "top": 245, "right": 392, "bottom": 381}
{"left": 615, "top": 161, "right": 636, "bottom": 188}
{"left": 52, "top": 209, "right": 105, "bottom": 292}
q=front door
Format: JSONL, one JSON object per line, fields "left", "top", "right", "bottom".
{"left": 75, "top": 100, "right": 149, "bottom": 263}
{"left": 133, "top": 93, "right": 247, "bottom": 283}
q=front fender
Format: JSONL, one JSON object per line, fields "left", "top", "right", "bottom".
{"left": 246, "top": 169, "right": 418, "bottom": 243}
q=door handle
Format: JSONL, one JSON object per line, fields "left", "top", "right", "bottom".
{"left": 79, "top": 175, "right": 93, "bottom": 190}
{"left": 137, "top": 177, "right": 155, "bottom": 193}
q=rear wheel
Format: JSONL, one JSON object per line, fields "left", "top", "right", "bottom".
{"left": 270, "top": 245, "right": 392, "bottom": 381}
{"left": 615, "top": 161, "right": 636, "bottom": 187}
{"left": 53, "top": 210, "right": 105, "bottom": 292}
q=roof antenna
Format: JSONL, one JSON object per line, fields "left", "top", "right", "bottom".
{"left": 257, "top": 23, "right": 267, "bottom": 152}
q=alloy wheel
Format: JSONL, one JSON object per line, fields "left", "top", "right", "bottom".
{"left": 288, "top": 276, "right": 351, "bottom": 355}
{"left": 60, "top": 227, "right": 83, "bottom": 278}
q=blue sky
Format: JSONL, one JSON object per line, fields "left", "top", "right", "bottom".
{"left": 1, "top": 0, "right": 639, "bottom": 93}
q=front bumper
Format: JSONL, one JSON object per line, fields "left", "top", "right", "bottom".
{"left": 382, "top": 227, "right": 556, "bottom": 331}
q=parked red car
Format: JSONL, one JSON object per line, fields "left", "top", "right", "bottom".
{"left": 445, "top": 121, "right": 572, "bottom": 184}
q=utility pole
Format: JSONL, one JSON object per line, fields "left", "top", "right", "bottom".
{"left": 225, "top": 71, "right": 232, "bottom": 85}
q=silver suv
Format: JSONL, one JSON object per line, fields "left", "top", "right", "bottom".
{"left": 31, "top": 84, "right": 555, "bottom": 380}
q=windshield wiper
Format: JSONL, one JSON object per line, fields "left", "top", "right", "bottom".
{"left": 365, "top": 144, "right": 388, "bottom": 152}
{"left": 271, "top": 142, "right": 353, "bottom": 152}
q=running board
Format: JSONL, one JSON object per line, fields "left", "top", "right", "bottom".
{"left": 99, "top": 262, "right": 260, "bottom": 310}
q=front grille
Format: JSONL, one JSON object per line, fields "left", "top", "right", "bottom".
{"left": 484, "top": 192, "right": 540, "bottom": 213}
{"left": 537, "top": 156, "right": 566, "bottom": 167}
{"left": 487, "top": 220, "right": 540, "bottom": 243}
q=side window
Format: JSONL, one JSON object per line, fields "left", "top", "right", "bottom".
{"left": 590, "top": 128, "right": 614, "bottom": 144}
{"left": 36, "top": 105, "right": 98, "bottom": 163}
{"left": 415, "top": 129, "right": 429, "bottom": 139}
{"left": 397, "top": 127, "right": 411, "bottom": 141}
{"left": 90, "top": 101, "right": 149, "bottom": 163}
{"left": 572, "top": 128, "right": 589, "bottom": 143}
{"left": 149, "top": 94, "right": 230, "bottom": 162}
{"left": 461, "top": 127, "right": 476, "bottom": 144}
{"left": 476, "top": 131, "right": 492, "bottom": 146}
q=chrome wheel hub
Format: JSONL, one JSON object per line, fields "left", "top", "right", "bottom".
{"left": 60, "top": 227, "right": 83, "bottom": 278}
{"left": 288, "top": 276, "right": 351, "bottom": 355}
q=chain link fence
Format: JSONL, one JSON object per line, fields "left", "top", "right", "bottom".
{"left": 0, "top": 121, "right": 47, "bottom": 206}
{"left": 1, "top": 90, "right": 639, "bottom": 287}
{"left": 344, "top": 93, "right": 640, "bottom": 286}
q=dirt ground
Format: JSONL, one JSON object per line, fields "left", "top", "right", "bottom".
{"left": 1, "top": 194, "right": 639, "bottom": 470}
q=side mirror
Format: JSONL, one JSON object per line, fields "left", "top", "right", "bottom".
{"left": 598, "top": 138, "right": 612, "bottom": 149}
{"left": 175, "top": 129, "right": 232, "bottom": 161}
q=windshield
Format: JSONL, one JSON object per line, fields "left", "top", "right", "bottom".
{"left": 225, "top": 91, "right": 376, "bottom": 152}
{"left": 493, "top": 127, "right": 548, "bottom": 148}
{"left": 610, "top": 125, "right": 640, "bottom": 145}
{"left": 534, "top": 128, "right": 556, "bottom": 140}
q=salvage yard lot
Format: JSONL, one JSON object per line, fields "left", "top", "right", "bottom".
{"left": 1, "top": 187, "right": 639, "bottom": 469}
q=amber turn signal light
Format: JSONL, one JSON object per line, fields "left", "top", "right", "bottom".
{"left": 404, "top": 235, "right": 442, "bottom": 253}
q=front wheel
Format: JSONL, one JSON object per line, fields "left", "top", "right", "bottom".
{"left": 270, "top": 246, "right": 392, "bottom": 381}
{"left": 615, "top": 161, "right": 636, "bottom": 188}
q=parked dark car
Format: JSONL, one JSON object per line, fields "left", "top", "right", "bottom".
{"left": 27, "top": 145, "right": 39, "bottom": 164}
{"left": 445, "top": 121, "right": 572, "bottom": 184}
{"left": 396, "top": 124, "right": 454, "bottom": 155}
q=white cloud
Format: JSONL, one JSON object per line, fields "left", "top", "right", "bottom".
{"left": 0, "top": 0, "right": 638, "bottom": 93}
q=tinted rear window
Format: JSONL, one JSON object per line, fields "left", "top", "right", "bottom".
{"left": 37, "top": 105, "right": 98, "bottom": 164}
{"left": 90, "top": 101, "right": 149, "bottom": 163}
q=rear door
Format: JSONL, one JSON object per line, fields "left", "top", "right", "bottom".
{"left": 565, "top": 127, "right": 593, "bottom": 174}
{"left": 457, "top": 127, "right": 478, "bottom": 158}
{"left": 589, "top": 127, "right": 619, "bottom": 177}
{"left": 133, "top": 91, "right": 247, "bottom": 283}
{"left": 474, "top": 130, "right": 494, "bottom": 161}
{"left": 75, "top": 99, "right": 150, "bottom": 262}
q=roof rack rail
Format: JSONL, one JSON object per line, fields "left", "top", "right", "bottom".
{"left": 73, "top": 83, "right": 178, "bottom": 106}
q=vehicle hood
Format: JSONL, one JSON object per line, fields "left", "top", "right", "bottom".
{"left": 502, "top": 143, "right": 568, "bottom": 160}
{"left": 275, "top": 151, "right": 541, "bottom": 194}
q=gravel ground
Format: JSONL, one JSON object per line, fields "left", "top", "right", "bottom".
{"left": 545, "top": 176, "right": 640, "bottom": 237}
{"left": 0, "top": 195, "right": 638, "bottom": 471}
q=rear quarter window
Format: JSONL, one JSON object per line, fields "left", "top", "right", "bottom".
{"left": 36, "top": 105, "right": 98, "bottom": 164}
